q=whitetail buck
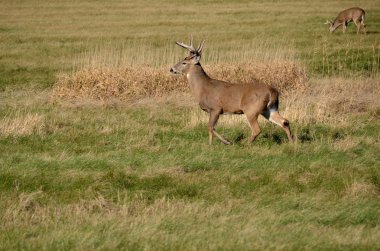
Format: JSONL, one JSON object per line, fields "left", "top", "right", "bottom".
{"left": 325, "top": 7, "right": 366, "bottom": 34}
{"left": 170, "top": 37, "right": 293, "bottom": 145}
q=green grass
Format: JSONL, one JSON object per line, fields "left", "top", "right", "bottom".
{"left": 0, "top": 87, "right": 379, "bottom": 249}
{"left": 1, "top": 0, "right": 380, "bottom": 249}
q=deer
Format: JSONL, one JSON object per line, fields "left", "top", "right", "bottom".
{"left": 325, "top": 7, "right": 366, "bottom": 34}
{"left": 170, "top": 37, "right": 293, "bottom": 145}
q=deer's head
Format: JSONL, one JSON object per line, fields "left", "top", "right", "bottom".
{"left": 324, "top": 20, "right": 334, "bottom": 32}
{"left": 170, "top": 36, "right": 205, "bottom": 75}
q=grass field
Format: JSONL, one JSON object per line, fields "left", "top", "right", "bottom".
{"left": 1, "top": 0, "right": 380, "bottom": 250}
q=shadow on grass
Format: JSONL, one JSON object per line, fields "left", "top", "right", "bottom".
{"left": 366, "top": 30, "right": 380, "bottom": 34}
{"left": 232, "top": 133, "right": 245, "bottom": 144}
{"left": 260, "top": 132, "right": 287, "bottom": 145}
{"left": 230, "top": 132, "right": 283, "bottom": 145}
{"left": 298, "top": 128, "right": 314, "bottom": 143}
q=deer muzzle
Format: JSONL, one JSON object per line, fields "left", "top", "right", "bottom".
{"left": 170, "top": 68, "right": 178, "bottom": 74}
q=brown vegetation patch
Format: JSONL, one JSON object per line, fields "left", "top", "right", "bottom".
{"left": 282, "top": 78, "right": 380, "bottom": 125}
{"left": 345, "top": 181, "right": 379, "bottom": 198}
{"left": 0, "top": 111, "right": 46, "bottom": 137}
{"left": 52, "top": 67, "right": 187, "bottom": 101}
{"left": 52, "top": 61, "right": 306, "bottom": 101}
{"left": 51, "top": 63, "right": 380, "bottom": 127}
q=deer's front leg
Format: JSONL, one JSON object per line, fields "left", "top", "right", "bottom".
{"left": 208, "top": 110, "right": 231, "bottom": 145}
{"left": 343, "top": 22, "right": 347, "bottom": 33}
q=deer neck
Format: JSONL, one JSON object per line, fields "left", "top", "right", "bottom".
{"left": 186, "top": 63, "right": 211, "bottom": 100}
{"left": 331, "top": 20, "right": 342, "bottom": 31}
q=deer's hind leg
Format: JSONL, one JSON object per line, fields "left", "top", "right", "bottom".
{"left": 245, "top": 113, "right": 261, "bottom": 144}
{"left": 263, "top": 109, "right": 293, "bottom": 143}
{"left": 361, "top": 19, "right": 366, "bottom": 34}
{"left": 353, "top": 19, "right": 361, "bottom": 34}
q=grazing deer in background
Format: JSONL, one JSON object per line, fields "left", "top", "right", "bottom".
{"left": 325, "top": 7, "right": 366, "bottom": 34}
{"left": 170, "top": 37, "right": 293, "bottom": 145}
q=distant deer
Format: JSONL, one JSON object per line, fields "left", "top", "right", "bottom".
{"left": 170, "top": 37, "right": 293, "bottom": 145}
{"left": 325, "top": 7, "right": 366, "bottom": 34}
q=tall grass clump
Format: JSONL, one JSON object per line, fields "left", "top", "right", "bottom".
{"left": 52, "top": 67, "right": 188, "bottom": 101}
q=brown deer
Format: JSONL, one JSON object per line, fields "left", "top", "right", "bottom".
{"left": 170, "top": 37, "right": 293, "bottom": 145}
{"left": 325, "top": 7, "right": 366, "bottom": 34}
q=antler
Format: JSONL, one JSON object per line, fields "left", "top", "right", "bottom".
{"left": 176, "top": 35, "right": 196, "bottom": 52}
{"left": 176, "top": 35, "right": 205, "bottom": 54}
{"left": 197, "top": 40, "right": 205, "bottom": 54}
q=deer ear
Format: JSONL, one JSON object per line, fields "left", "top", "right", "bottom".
{"left": 190, "top": 55, "right": 201, "bottom": 64}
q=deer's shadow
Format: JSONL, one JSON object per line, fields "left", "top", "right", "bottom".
{"left": 232, "top": 133, "right": 245, "bottom": 144}
{"left": 230, "top": 132, "right": 284, "bottom": 145}
{"left": 365, "top": 30, "right": 380, "bottom": 34}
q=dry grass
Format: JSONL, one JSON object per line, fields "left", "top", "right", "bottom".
{"left": 345, "top": 181, "right": 379, "bottom": 198}
{"left": 52, "top": 62, "right": 379, "bottom": 128}
{"left": 52, "top": 67, "right": 187, "bottom": 101}
{"left": 282, "top": 77, "right": 380, "bottom": 125}
{"left": 52, "top": 61, "right": 306, "bottom": 101}
{"left": 0, "top": 110, "right": 45, "bottom": 137}
{"left": 3, "top": 188, "right": 379, "bottom": 250}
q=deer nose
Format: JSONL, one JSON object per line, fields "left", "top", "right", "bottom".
{"left": 170, "top": 68, "right": 176, "bottom": 74}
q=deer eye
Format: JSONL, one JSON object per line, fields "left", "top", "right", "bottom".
{"left": 182, "top": 62, "right": 186, "bottom": 65}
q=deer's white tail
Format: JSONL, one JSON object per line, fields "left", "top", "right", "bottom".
{"left": 267, "top": 88, "right": 279, "bottom": 111}
{"left": 266, "top": 88, "right": 290, "bottom": 128}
